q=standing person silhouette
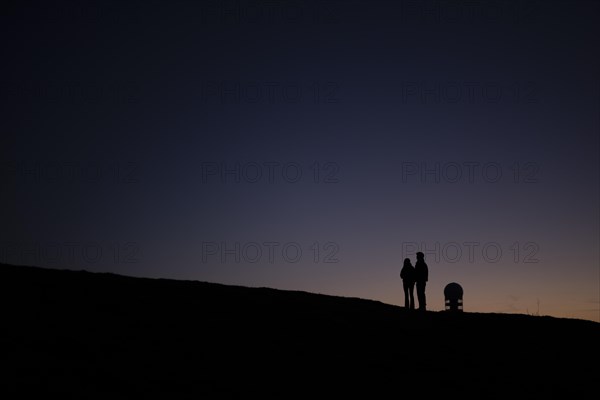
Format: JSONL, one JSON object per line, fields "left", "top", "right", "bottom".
{"left": 400, "top": 258, "right": 415, "bottom": 309}
{"left": 415, "top": 252, "right": 428, "bottom": 311}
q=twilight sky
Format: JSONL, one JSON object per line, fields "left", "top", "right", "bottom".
{"left": 2, "top": 0, "right": 599, "bottom": 321}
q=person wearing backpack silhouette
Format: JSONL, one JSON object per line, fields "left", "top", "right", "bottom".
{"left": 400, "top": 258, "right": 415, "bottom": 309}
{"left": 414, "top": 252, "right": 428, "bottom": 311}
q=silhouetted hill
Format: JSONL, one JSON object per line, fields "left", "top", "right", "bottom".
{"left": 1, "top": 263, "right": 598, "bottom": 398}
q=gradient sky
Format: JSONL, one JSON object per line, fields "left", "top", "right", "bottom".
{"left": 2, "top": 0, "right": 599, "bottom": 322}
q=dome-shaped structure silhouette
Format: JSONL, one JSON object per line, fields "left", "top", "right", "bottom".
{"left": 444, "top": 282, "right": 463, "bottom": 312}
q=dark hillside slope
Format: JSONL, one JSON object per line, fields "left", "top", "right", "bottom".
{"left": 1, "top": 263, "right": 597, "bottom": 398}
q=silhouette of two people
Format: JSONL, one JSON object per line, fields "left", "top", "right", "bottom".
{"left": 401, "top": 252, "right": 428, "bottom": 310}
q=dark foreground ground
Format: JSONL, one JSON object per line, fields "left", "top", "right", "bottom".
{"left": 1, "top": 263, "right": 598, "bottom": 398}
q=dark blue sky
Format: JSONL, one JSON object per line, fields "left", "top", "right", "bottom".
{"left": 2, "top": 0, "right": 599, "bottom": 321}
